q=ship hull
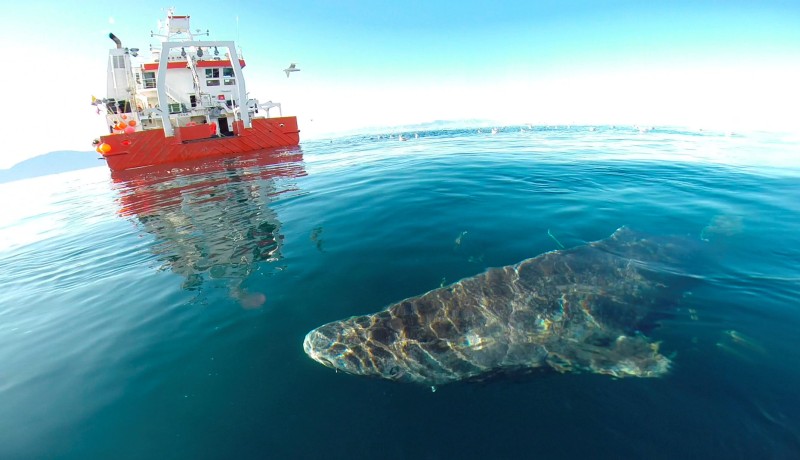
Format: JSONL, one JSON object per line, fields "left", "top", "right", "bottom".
{"left": 99, "top": 116, "right": 300, "bottom": 171}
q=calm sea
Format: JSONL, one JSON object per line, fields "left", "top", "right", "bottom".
{"left": 1, "top": 126, "right": 798, "bottom": 459}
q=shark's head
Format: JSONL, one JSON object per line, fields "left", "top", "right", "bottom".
{"left": 303, "top": 313, "right": 416, "bottom": 383}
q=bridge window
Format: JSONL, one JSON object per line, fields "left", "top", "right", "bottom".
{"left": 222, "top": 68, "right": 235, "bottom": 85}
{"left": 205, "top": 68, "right": 220, "bottom": 87}
{"left": 143, "top": 71, "right": 156, "bottom": 89}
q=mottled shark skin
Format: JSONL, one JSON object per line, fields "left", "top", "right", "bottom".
{"left": 304, "top": 227, "right": 695, "bottom": 386}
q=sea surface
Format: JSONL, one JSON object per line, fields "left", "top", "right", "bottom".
{"left": 1, "top": 126, "right": 799, "bottom": 459}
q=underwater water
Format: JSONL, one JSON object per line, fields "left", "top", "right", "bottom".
{"left": 1, "top": 126, "right": 799, "bottom": 459}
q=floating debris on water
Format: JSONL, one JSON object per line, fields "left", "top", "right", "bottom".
{"left": 547, "top": 229, "right": 565, "bottom": 249}
{"left": 723, "top": 330, "right": 766, "bottom": 354}
{"left": 700, "top": 215, "right": 743, "bottom": 241}
{"left": 716, "top": 341, "right": 751, "bottom": 361}
{"left": 467, "top": 254, "right": 484, "bottom": 263}
{"left": 716, "top": 329, "right": 766, "bottom": 360}
{"left": 310, "top": 226, "right": 325, "bottom": 252}
{"left": 454, "top": 230, "right": 468, "bottom": 248}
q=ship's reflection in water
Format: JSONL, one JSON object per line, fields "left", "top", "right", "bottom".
{"left": 112, "top": 148, "right": 306, "bottom": 308}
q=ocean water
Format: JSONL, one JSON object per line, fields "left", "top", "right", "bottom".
{"left": 1, "top": 126, "right": 799, "bottom": 459}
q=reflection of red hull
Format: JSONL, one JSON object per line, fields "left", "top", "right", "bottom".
{"left": 100, "top": 116, "right": 300, "bottom": 171}
{"left": 111, "top": 149, "right": 306, "bottom": 218}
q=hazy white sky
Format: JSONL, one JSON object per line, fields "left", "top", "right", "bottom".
{"left": 1, "top": 0, "right": 798, "bottom": 168}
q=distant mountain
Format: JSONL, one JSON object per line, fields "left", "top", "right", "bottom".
{"left": 0, "top": 151, "right": 103, "bottom": 184}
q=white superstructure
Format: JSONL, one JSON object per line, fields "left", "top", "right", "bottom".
{"left": 99, "top": 9, "right": 280, "bottom": 137}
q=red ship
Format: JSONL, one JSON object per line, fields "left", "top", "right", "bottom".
{"left": 92, "top": 9, "right": 299, "bottom": 171}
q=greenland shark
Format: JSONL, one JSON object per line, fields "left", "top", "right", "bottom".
{"left": 303, "top": 227, "right": 696, "bottom": 386}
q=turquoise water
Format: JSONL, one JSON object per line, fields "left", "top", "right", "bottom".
{"left": 1, "top": 126, "right": 799, "bottom": 459}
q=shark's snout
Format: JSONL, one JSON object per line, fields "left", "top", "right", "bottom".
{"left": 303, "top": 328, "right": 335, "bottom": 368}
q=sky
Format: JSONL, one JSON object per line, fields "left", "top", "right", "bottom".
{"left": 0, "top": 0, "right": 798, "bottom": 168}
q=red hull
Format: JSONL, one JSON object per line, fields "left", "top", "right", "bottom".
{"left": 99, "top": 116, "right": 299, "bottom": 171}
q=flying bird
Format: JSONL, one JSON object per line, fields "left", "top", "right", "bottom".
{"left": 284, "top": 63, "right": 300, "bottom": 78}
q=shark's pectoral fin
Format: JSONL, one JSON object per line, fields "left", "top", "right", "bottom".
{"left": 546, "top": 333, "right": 670, "bottom": 378}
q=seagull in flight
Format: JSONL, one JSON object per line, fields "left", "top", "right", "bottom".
{"left": 284, "top": 63, "right": 300, "bottom": 78}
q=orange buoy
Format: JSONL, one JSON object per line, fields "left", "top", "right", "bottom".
{"left": 117, "top": 121, "right": 127, "bottom": 129}
{"left": 128, "top": 120, "right": 137, "bottom": 127}
{"left": 98, "top": 143, "right": 112, "bottom": 153}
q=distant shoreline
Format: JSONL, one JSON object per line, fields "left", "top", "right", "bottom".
{"left": 0, "top": 151, "right": 101, "bottom": 184}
